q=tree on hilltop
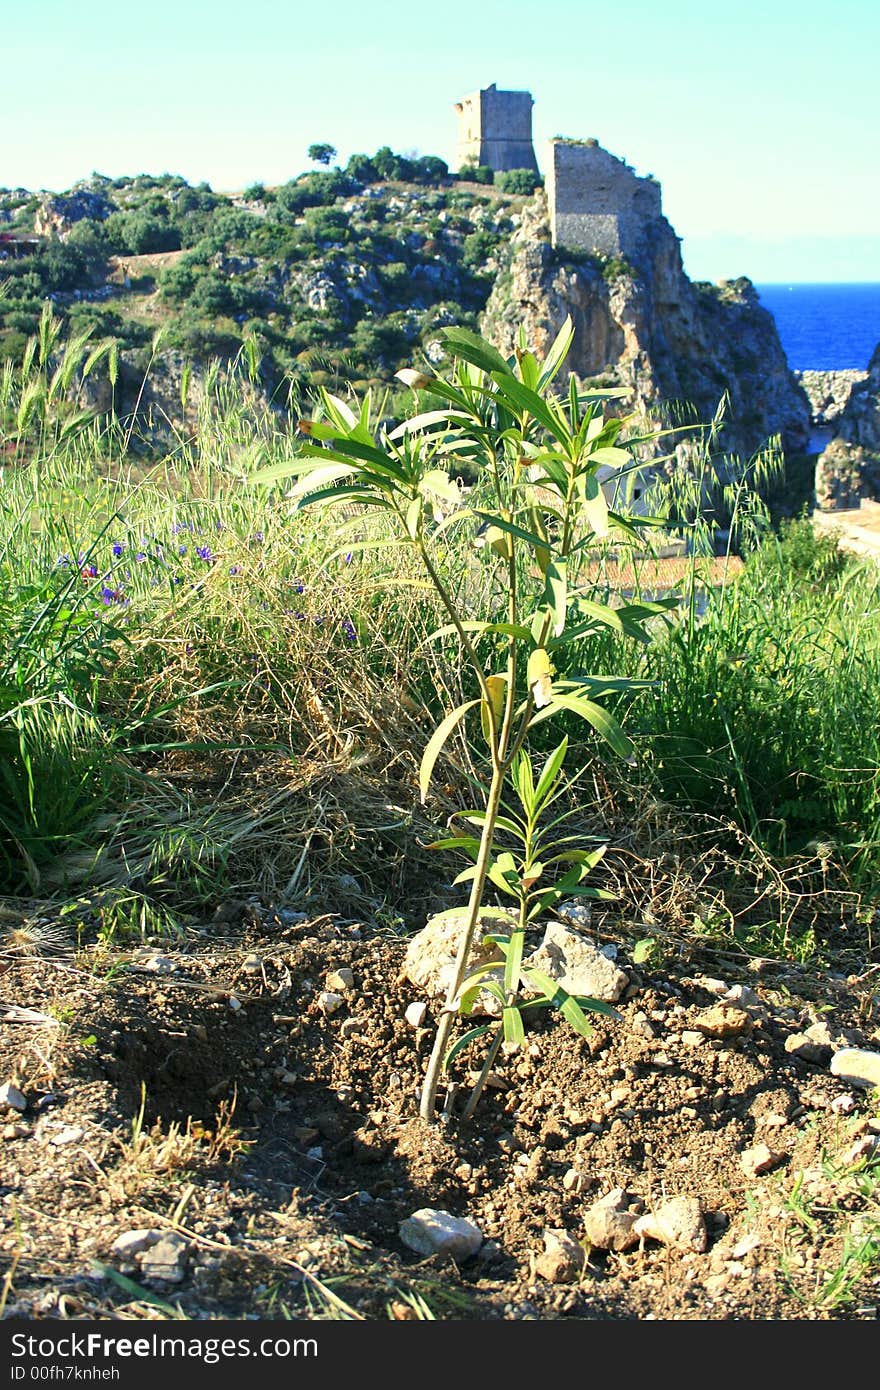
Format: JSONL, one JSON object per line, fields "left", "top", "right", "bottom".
{"left": 308, "top": 143, "right": 337, "bottom": 167}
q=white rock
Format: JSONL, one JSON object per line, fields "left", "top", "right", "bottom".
{"left": 398, "top": 1208, "right": 483, "bottom": 1261}
{"left": 402, "top": 908, "right": 514, "bottom": 1015}
{"left": 50, "top": 1125, "right": 84, "bottom": 1146}
{"left": 725, "top": 983, "right": 761, "bottom": 1009}
{"left": 584, "top": 1189, "right": 639, "bottom": 1252}
{"left": 139, "top": 1231, "right": 189, "bottom": 1283}
{"left": 830, "top": 1048, "right": 880, "bottom": 1089}
{"left": 525, "top": 922, "right": 628, "bottom": 1003}
{"left": 533, "top": 1228, "right": 585, "bottom": 1283}
{"left": 740, "top": 1143, "right": 783, "bottom": 1178}
{"left": 111, "top": 1229, "right": 163, "bottom": 1259}
{"left": 404, "top": 1001, "right": 428, "bottom": 1029}
{"left": 0, "top": 1083, "right": 26, "bottom": 1113}
{"left": 633, "top": 1196, "right": 708, "bottom": 1253}
{"left": 326, "top": 968, "right": 354, "bottom": 993}
{"left": 317, "top": 991, "right": 344, "bottom": 1016}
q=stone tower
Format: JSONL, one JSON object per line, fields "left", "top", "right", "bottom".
{"left": 454, "top": 83, "right": 538, "bottom": 174}
{"left": 546, "top": 139, "right": 663, "bottom": 264}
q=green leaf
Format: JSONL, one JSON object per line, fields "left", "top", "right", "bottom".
{"left": 503, "top": 1006, "right": 525, "bottom": 1047}
{"left": 537, "top": 315, "right": 575, "bottom": 391}
{"left": 503, "top": 925, "right": 526, "bottom": 998}
{"left": 557, "top": 993, "right": 595, "bottom": 1039}
{"left": 530, "top": 693, "right": 634, "bottom": 758}
{"left": 423, "top": 620, "right": 533, "bottom": 646}
{"left": 419, "top": 698, "right": 480, "bottom": 802}
{"left": 490, "top": 374, "right": 571, "bottom": 445}
{"left": 474, "top": 511, "right": 554, "bottom": 553}
{"left": 440, "top": 326, "right": 511, "bottom": 376}
{"left": 632, "top": 938, "right": 656, "bottom": 965}
{"left": 533, "top": 737, "right": 569, "bottom": 810}
{"left": 543, "top": 558, "right": 567, "bottom": 638}
{"left": 443, "top": 1025, "right": 492, "bottom": 1070}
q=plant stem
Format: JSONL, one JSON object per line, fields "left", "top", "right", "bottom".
{"left": 418, "top": 757, "right": 507, "bottom": 1121}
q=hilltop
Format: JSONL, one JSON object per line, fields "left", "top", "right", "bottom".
{"left": 1, "top": 152, "right": 820, "bottom": 478}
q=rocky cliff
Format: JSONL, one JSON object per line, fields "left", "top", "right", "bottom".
{"left": 481, "top": 193, "right": 811, "bottom": 460}
{"left": 838, "top": 342, "right": 880, "bottom": 452}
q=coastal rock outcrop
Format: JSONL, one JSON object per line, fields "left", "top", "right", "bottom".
{"left": 838, "top": 342, "right": 880, "bottom": 453}
{"left": 481, "top": 191, "right": 811, "bottom": 460}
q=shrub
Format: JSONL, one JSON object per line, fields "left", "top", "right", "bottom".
{"left": 495, "top": 168, "right": 541, "bottom": 195}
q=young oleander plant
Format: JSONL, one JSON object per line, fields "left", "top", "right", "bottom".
{"left": 252, "top": 317, "right": 673, "bottom": 1121}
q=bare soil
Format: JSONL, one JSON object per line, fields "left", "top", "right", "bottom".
{"left": 1, "top": 902, "right": 878, "bottom": 1323}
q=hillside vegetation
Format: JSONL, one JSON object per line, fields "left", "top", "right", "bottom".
{"left": 0, "top": 161, "right": 528, "bottom": 396}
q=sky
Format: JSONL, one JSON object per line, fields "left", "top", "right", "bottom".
{"left": 3, "top": 0, "right": 878, "bottom": 283}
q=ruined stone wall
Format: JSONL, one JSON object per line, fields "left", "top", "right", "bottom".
{"left": 454, "top": 84, "right": 538, "bottom": 173}
{"left": 546, "top": 141, "right": 662, "bottom": 262}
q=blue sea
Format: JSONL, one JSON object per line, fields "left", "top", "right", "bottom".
{"left": 755, "top": 283, "right": 880, "bottom": 372}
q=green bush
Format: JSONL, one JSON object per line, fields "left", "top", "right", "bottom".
{"left": 495, "top": 168, "right": 541, "bottom": 195}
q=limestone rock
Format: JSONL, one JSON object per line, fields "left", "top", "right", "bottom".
{"left": 111, "top": 1229, "right": 163, "bottom": 1260}
{"left": 398, "top": 1209, "right": 483, "bottom": 1261}
{"left": 402, "top": 908, "right": 514, "bottom": 1014}
{"left": 740, "top": 1143, "right": 784, "bottom": 1178}
{"left": 830, "top": 1048, "right": 880, "bottom": 1090}
{"left": 481, "top": 192, "right": 810, "bottom": 461}
{"left": 317, "top": 991, "right": 344, "bottom": 1016}
{"left": 633, "top": 1196, "right": 708, "bottom": 1253}
{"left": 784, "top": 1033, "right": 827, "bottom": 1064}
{"left": 525, "top": 922, "right": 628, "bottom": 1003}
{"left": 138, "top": 1231, "right": 189, "bottom": 1283}
{"left": 404, "top": 1001, "right": 428, "bottom": 1029}
{"left": 532, "top": 1229, "right": 585, "bottom": 1283}
{"left": 691, "top": 1005, "right": 752, "bottom": 1040}
{"left": 0, "top": 1083, "right": 26, "bottom": 1113}
{"left": 584, "top": 1189, "right": 640, "bottom": 1252}
{"left": 326, "top": 968, "right": 354, "bottom": 993}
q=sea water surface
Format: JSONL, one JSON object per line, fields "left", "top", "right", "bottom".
{"left": 755, "top": 283, "right": 880, "bottom": 372}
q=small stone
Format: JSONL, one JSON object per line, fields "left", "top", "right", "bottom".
{"left": 111, "top": 1229, "right": 163, "bottom": 1260}
{"left": 630, "top": 1011, "right": 655, "bottom": 1040}
{"left": 242, "top": 953, "right": 262, "bottom": 973}
{"left": 526, "top": 922, "right": 629, "bottom": 1003}
{"left": 0, "top": 1083, "right": 26, "bottom": 1113}
{"left": 326, "top": 968, "right": 355, "bottom": 993}
{"left": 692, "top": 1006, "right": 752, "bottom": 1040}
{"left": 533, "top": 1229, "right": 585, "bottom": 1284}
{"left": 830, "top": 1048, "right": 880, "bottom": 1090}
{"left": 279, "top": 1071, "right": 298, "bottom": 1087}
{"left": 784, "top": 1033, "right": 826, "bottom": 1064}
{"left": 741, "top": 1143, "right": 783, "bottom": 1178}
{"left": 145, "top": 954, "right": 178, "bottom": 974}
{"left": 633, "top": 1196, "right": 708, "bottom": 1253}
{"left": 725, "top": 984, "right": 761, "bottom": 1010}
{"left": 2, "top": 1123, "right": 29, "bottom": 1140}
{"left": 192, "top": 1025, "right": 208, "bottom": 1043}
{"left": 731, "top": 1233, "right": 762, "bottom": 1260}
{"left": 293, "top": 1126, "right": 319, "bottom": 1145}
{"left": 562, "top": 1168, "right": 584, "bottom": 1193}
{"left": 50, "top": 1125, "right": 84, "bottom": 1147}
{"left": 583, "top": 1189, "right": 639, "bottom": 1252}
{"left": 139, "top": 1231, "right": 189, "bottom": 1283}
{"left": 399, "top": 1209, "right": 483, "bottom": 1261}
{"left": 842, "top": 1134, "right": 880, "bottom": 1166}
{"left": 339, "top": 1018, "right": 362, "bottom": 1039}
{"left": 681, "top": 1030, "right": 707, "bottom": 1048}
{"left": 404, "top": 1001, "right": 428, "bottom": 1029}
{"left": 228, "top": 995, "right": 242, "bottom": 1012}
{"left": 830, "top": 1092, "right": 857, "bottom": 1114}
{"left": 317, "top": 991, "right": 344, "bottom": 1016}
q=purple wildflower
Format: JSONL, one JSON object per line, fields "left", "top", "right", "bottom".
{"left": 112, "top": 541, "right": 124, "bottom": 558}
{"left": 195, "top": 545, "right": 214, "bottom": 562}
